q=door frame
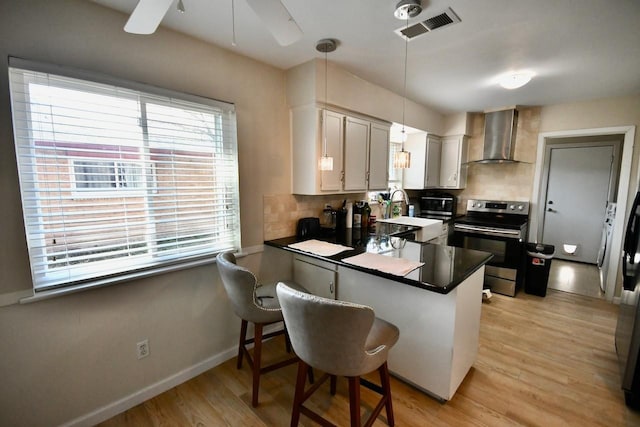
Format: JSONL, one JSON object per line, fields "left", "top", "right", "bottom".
{"left": 539, "top": 140, "right": 621, "bottom": 261}
{"left": 530, "top": 126, "right": 636, "bottom": 302}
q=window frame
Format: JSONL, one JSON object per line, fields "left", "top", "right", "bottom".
{"left": 8, "top": 57, "right": 241, "bottom": 297}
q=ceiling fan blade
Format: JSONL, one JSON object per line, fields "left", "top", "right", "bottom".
{"left": 124, "top": 0, "right": 174, "bottom": 35}
{"left": 245, "top": 0, "right": 303, "bottom": 46}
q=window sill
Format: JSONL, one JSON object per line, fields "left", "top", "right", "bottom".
{"left": 18, "top": 245, "right": 264, "bottom": 304}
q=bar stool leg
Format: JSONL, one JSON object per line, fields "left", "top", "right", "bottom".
{"left": 330, "top": 375, "right": 337, "bottom": 395}
{"left": 291, "top": 361, "right": 308, "bottom": 427}
{"left": 348, "top": 376, "right": 361, "bottom": 427}
{"left": 237, "top": 319, "right": 248, "bottom": 369}
{"left": 252, "top": 323, "right": 263, "bottom": 407}
{"left": 380, "top": 362, "right": 394, "bottom": 426}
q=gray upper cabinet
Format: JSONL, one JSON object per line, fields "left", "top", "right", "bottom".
{"left": 403, "top": 133, "right": 467, "bottom": 190}
{"left": 343, "top": 116, "right": 370, "bottom": 191}
{"left": 403, "top": 132, "right": 428, "bottom": 189}
{"left": 440, "top": 135, "right": 468, "bottom": 189}
{"left": 368, "top": 122, "right": 391, "bottom": 191}
{"left": 425, "top": 135, "right": 442, "bottom": 188}
{"left": 320, "top": 110, "right": 345, "bottom": 192}
{"left": 291, "top": 105, "right": 390, "bottom": 195}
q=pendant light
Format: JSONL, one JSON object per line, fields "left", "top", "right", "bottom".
{"left": 316, "top": 39, "right": 337, "bottom": 171}
{"left": 393, "top": 0, "right": 421, "bottom": 169}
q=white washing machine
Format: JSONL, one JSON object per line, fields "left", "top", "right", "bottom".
{"left": 598, "top": 202, "right": 617, "bottom": 292}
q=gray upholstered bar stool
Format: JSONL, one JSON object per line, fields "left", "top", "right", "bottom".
{"left": 276, "top": 282, "right": 400, "bottom": 427}
{"left": 216, "top": 251, "right": 308, "bottom": 407}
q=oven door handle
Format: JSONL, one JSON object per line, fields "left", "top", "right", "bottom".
{"left": 454, "top": 224, "right": 522, "bottom": 238}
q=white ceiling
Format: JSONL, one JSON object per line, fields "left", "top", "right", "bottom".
{"left": 92, "top": 0, "right": 640, "bottom": 114}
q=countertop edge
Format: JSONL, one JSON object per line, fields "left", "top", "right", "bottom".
{"left": 264, "top": 238, "right": 492, "bottom": 295}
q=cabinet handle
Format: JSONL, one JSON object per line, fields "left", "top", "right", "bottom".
{"left": 329, "top": 281, "right": 334, "bottom": 294}
{"left": 340, "top": 171, "right": 345, "bottom": 183}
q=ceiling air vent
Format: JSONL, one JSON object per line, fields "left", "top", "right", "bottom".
{"left": 395, "top": 7, "right": 461, "bottom": 40}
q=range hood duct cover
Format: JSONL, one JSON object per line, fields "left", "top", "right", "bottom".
{"left": 478, "top": 109, "right": 519, "bottom": 164}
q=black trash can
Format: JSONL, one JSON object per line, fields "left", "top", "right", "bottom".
{"left": 524, "top": 243, "right": 555, "bottom": 297}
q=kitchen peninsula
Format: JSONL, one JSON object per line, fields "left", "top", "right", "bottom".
{"left": 265, "top": 224, "right": 492, "bottom": 401}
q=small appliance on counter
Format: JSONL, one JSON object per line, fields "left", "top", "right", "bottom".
{"left": 418, "top": 192, "right": 457, "bottom": 220}
{"left": 296, "top": 217, "right": 320, "bottom": 240}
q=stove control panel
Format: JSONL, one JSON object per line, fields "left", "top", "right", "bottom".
{"left": 467, "top": 199, "right": 530, "bottom": 215}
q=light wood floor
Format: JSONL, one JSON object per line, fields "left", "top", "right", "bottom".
{"left": 99, "top": 290, "right": 640, "bottom": 426}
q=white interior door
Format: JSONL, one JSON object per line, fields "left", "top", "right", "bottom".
{"left": 542, "top": 145, "right": 613, "bottom": 263}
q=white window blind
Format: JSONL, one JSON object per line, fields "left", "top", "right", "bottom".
{"left": 8, "top": 58, "right": 240, "bottom": 292}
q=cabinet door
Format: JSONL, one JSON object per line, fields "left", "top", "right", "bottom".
{"left": 368, "top": 123, "right": 390, "bottom": 190}
{"left": 320, "top": 110, "right": 345, "bottom": 191}
{"left": 343, "top": 116, "right": 370, "bottom": 191}
{"left": 425, "top": 135, "right": 442, "bottom": 188}
{"left": 402, "top": 133, "right": 427, "bottom": 190}
{"left": 440, "top": 136, "right": 467, "bottom": 189}
{"left": 293, "top": 257, "right": 337, "bottom": 299}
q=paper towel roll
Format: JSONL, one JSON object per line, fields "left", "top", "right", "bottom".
{"left": 346, "top": 202, "right": 353, "bottom": 228}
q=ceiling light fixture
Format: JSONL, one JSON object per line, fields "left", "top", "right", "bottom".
{"left": 393, "top": 3, "right": 417, "bottom": 170}
{"left": 316, "top": 39, "right": 337, "bottom": 171}
{"left": 498, "top": 71, "right": 534, "bottom": 89}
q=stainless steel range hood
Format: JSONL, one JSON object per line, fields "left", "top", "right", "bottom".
{"left": 476, "top": 109, "right": 519, "bottom": 164}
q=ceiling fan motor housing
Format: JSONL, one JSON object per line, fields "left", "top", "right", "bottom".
{"left": 316, "top": 39, "right": 337, "bottom": 53}
{"left": 394, "top": 0, "right": 423, "bottom": 20}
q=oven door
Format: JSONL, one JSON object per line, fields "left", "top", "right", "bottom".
{"left": 451, "top": 228, "right": 523, "bottom": 268}
{"left": 450, "top": 225, "right": 526, "bottom": 296}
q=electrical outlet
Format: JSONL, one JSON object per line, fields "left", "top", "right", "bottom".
{"left": 136, "top": 339, "right": 149, "bottom": 359}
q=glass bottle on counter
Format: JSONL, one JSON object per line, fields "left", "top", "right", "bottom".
{"left": 362, "top": 202, "right": 371, "bottom": 230}
{"left": 353, "top": 201, "right": 363, "bottom": 228}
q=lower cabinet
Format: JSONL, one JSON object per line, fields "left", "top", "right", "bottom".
{"left": 427, "top": 223, "right": 450, "bottom": 245}
{"left": 293, "top": 254, "right": 337, "bottom": 299}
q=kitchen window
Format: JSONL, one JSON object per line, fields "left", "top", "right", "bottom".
{"left": 388, "top": 141, "right": 403, "bottom": 189}
{"left": 8, "top": 58, "right": 240, "bottom": 293}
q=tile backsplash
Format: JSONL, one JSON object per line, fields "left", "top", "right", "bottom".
{"left": 263, "top": 193, "right": 366, "bottom": 240}
{"left": 458, "top": 107, "right": 541, "bottom": 207}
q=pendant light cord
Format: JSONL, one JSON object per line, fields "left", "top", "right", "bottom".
{"left": 323, "top": 48, "right": 328, "bottom": 156}
{"left": 401, "top": 16, "right": 408, "bottom": 141}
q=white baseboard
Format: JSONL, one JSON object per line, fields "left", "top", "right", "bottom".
{"left": 61, "top": 346, "right": 238, "bottom": 427}
{"left": 613, "top": 296, "right": 621, "bottom": 305}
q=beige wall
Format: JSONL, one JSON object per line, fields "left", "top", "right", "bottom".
{"left": 0, "top": 1, "right": 292, "bottom": 425}
{"left": 286, "top": 59, "right": 445, "bottom": 135}
{"left": 539, "top": 95, "right": 640, "bottom": 206}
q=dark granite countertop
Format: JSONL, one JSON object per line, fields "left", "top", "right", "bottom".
{"left": 265, "top": 223, "right": 492, "bottom": 294}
